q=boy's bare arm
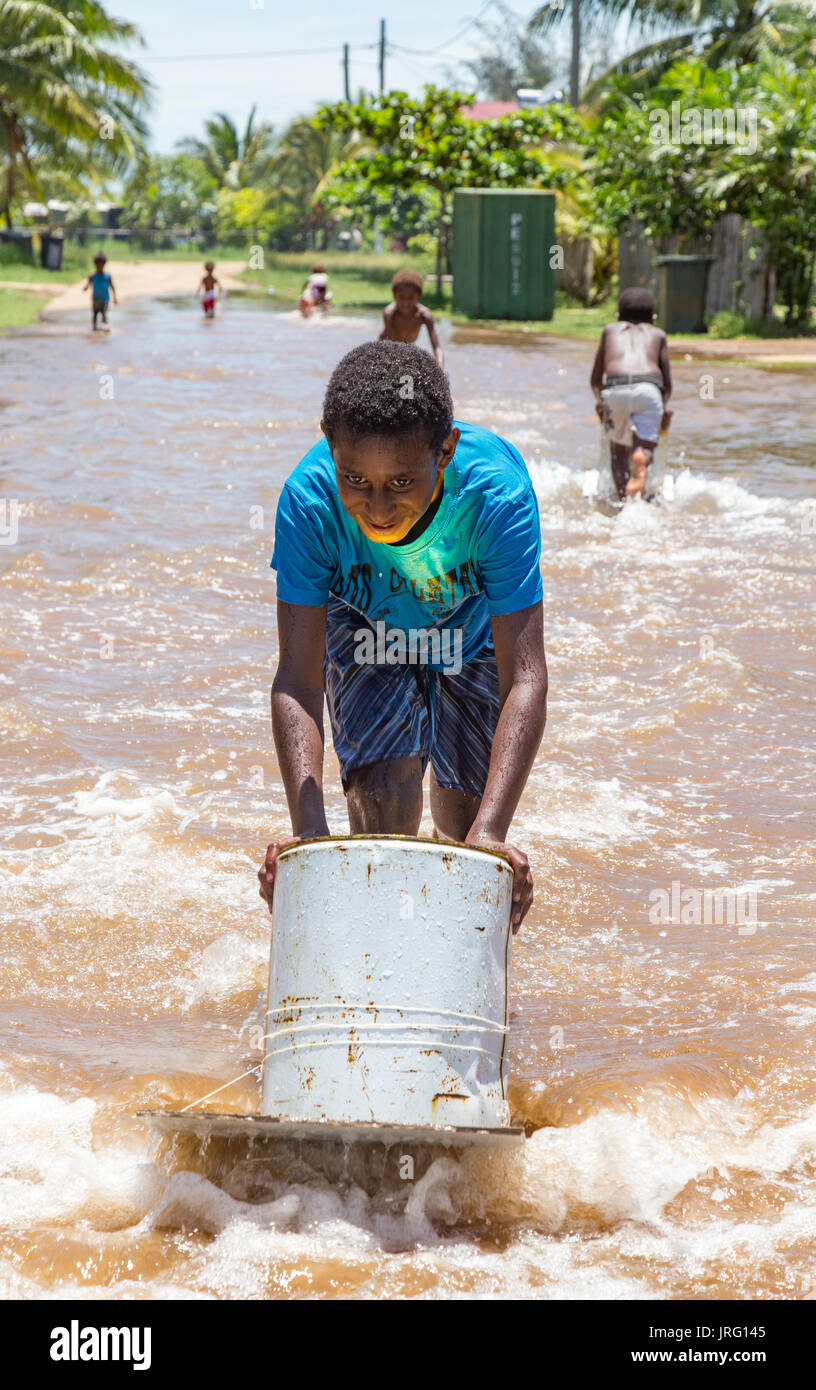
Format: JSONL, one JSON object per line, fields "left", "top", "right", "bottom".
{"left": 658, "top": 331, "right": 672, "bottom": 403}
{"left": 466, "top": 600, "right": 547, "bottom": 928}
{"left": 108, "top": 276, "right": 117, "bottom": 303}
{"left": 590, "top": 327, "right": 608, "bottom": 413}
{"left": 422, "top": 307, "right": 445, "bottom": 365}
{"left": 259, "top": 600, "right": 330, "bottom": 908}
{"left": 379, "top": 306, "right": 393, "bottom": 341}
{"left": 271, "top": 600, "right": 329, "bottom": 837}
{"left": 82, "top": 277, "right": 91, "bottom": 289}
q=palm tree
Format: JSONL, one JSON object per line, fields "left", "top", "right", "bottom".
{"left": 177, "top": 108, "right": 276, "bottom": 189}
{"left": 0, "top": 0, "right": 151, "bottom": 227}
{"left": 531, "top": 0, "right": 816, "bottom": 106}
{"left": 272, "top": 117, "right": 360, "bottom": 249}
{"left": 530, "top": 0, "right": 612, "bottom": 104}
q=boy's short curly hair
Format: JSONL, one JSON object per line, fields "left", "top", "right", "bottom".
{"left": 322, "top": 341, "right": 453, "bottom": 455}
{"left": 392, "top": 268, "right": 423, "bottom": 292}
{"left": 618, "top": 287, "right": 655, "bottom": 323}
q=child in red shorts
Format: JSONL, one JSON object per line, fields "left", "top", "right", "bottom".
{"left": 199, "top": 261, "right": 221, "bottom": 318}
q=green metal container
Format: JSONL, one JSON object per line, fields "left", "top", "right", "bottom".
{"left": 452, "top": 189, "right": 556, "bottom": 321}
{"left": 656, "top": 254, "right": 715, "bottom": 333}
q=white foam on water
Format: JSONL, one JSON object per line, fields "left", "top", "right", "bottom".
{"left": 610, "top": 496, "right": 663, "bottom": 537}
{"left": 1, "top": 1065, "right": 815, "bottom": 1298}
{"left": 780, "top": 973, "right": 816, "bottom": 994}
{"left": 182, "top": 931, "right": 268, "bottom": 1009}
{"left": 520, "top": 770, "right": 663, "bottom": 845}
{"left": 671, "top": 467, "right": 786, "bottom": 517}
{"left": 276, "top": 310, "right": 371, "bottom": 329}
{"left": 140, "top": 1170, "right": 301, "bottom": 1237}
{"left": 526, "top": 457, "right": 802, "bottom": 536}
{"left": 0, "top": 1082, "right": 162, "bottom": 1229}
{"left": 1, "top": 765, "right": 268, "bottom": 1011}
{"left": 144, "top": 1092, "right": 816, "bottom": 1297}
{"left": 528, "top": 457, "right": 587, "bottom": 502}
{"left": 74, "top": 770, "right": 184, "bottom": 824}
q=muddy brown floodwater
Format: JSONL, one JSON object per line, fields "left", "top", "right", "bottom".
{"left": 0, "top": 298, "right": 814, "bottom": 1300}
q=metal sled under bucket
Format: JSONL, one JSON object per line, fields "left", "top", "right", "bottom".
{"left": 139, "top": 1110, "right": 523, "bottom": 1148}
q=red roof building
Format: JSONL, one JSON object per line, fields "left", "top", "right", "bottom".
{"left": 459, "top": 101, "right": 520, "bottom": 121}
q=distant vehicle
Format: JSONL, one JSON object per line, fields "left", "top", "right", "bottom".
{"left": 516, "top": 82, "right": 566, "bottom": 107}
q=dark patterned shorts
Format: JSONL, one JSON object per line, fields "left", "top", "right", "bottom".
{"left": 324, "top": 597, "right": 500, "bottom": 796}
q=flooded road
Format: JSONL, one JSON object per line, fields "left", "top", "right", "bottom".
{"left": 1, "top": 297, "right": 814, "bottom": 1299}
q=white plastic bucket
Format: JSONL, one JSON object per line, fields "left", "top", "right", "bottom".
{"left": 262, "top": 837, "right": 515, "bottom": 1130}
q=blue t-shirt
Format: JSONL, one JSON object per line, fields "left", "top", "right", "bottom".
{"left": 91, "top": 271, "right": 110, "bottom": 301}
{"left": 271, "top": 420, "right": 542, "bottom": 669}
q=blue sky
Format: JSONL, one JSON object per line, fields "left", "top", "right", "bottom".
{"left": 122, "top": 1, "right": 562, "bottom": 149}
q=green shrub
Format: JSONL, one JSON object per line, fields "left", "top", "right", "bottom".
{"left": 0, "top": 241, "right": 36, "bottom": 268}
{"left": 708, "top": 310, "right": 749, "bottom": 338}
{"left": 405, "top": 233, "right": 436, "bottom": 259}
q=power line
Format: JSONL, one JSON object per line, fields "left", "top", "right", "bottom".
{"left": 392, "top": 51, "right": 439, "bottom": 84}
{"left": 142, "top": 7, "right": 494, "bottom": 64}
{"left": 390, "top": 47, "right": 475, "bottom": 78}
{"left": 389, "top": 1, "right": 495, "bottom": 55}
{"left": 143, "top": 43, "right": 377, "bottom": 63}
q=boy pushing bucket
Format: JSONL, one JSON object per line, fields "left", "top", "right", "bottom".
{"left": 259, "top": 342, "right": 548, "bottom": 931}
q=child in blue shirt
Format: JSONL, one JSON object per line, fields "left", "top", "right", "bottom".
{"left": 259, "top": 341, "right": 548, "bottom": 930}
{"left": 82, "top": 254, "right": 117, "bottom": 330}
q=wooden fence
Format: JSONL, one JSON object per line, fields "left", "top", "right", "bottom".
{"left": 618, "top": 217, "right": 775, "bottom": 321}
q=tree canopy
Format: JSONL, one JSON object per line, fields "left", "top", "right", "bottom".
{"left": 314, "top": 85, "right": 581, "bottom": 288}
{"left": 0, "top": 0, "right": 151, "bottom": 226}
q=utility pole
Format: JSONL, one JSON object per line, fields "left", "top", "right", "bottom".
{"left": 570, "top": 0, "right": 580, "bottom": 106}
{"left": 343, "top": 42, "right": 350, "bottom": 102}
{"left": 378, "top": 18, "right": 386, "bottom": 94}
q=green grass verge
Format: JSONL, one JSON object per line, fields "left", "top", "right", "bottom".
{"left": 0, "top": 238, "right": 254, "bottom": 284}
{"left": 0, "top": 287, "right": 50, "bottom": 331}
{"left": 2, "top": 238, "right": 812, "bottom": 342}
{"left": 745, "top": 358, "right": 816, "bottom": 372}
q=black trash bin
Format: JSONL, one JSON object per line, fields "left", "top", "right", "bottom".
{"left": 0, "top": 229, "right": 34, "bottom": 261}
{"left": 41, "top": 233, "right": 64, "bottom": 271}
{"left": 656, "top": 254, "right": 715, "bottom": 333}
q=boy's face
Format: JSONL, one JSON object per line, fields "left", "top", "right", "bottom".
{"left": 394, "top": 285, "right": 421, "bottom": 315}
{"left": 327, "top": 427, "right": 459, "bottom": 543}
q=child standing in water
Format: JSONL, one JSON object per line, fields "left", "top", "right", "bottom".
{"left": 590, "top": 288, "right": 673, "bottom": 499}
{"left": 299, "top": 266, "right": 332, "bottom": 318}
{"left": 198, "top": 261, "right": 221, "bottom": 318}
{"left": 380, "top": 268, "right": 444, "bottom": 367}
{"left": 259, "top": 340, "right": 547, "bottom": 932}
{"left": 82, "top": 254, "right": 117, "bottom": 331}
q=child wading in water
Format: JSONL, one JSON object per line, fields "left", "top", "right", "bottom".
{"left": 590, "top": 288, "right": 673, "bottom": 500}
{"left": 299, "top": 266, "right": 332, "bottom": 318}
{"left": 380, "top": 268, "right": 444, "bottom": 367}
{"left": 83, "top": 254, "right": 117, "bottom": 331}
{"left": 259, "top": 340, "right": 548, "bottom": 932}
{"left": 199, "top": 261, "right": 221, "bottom": 318}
